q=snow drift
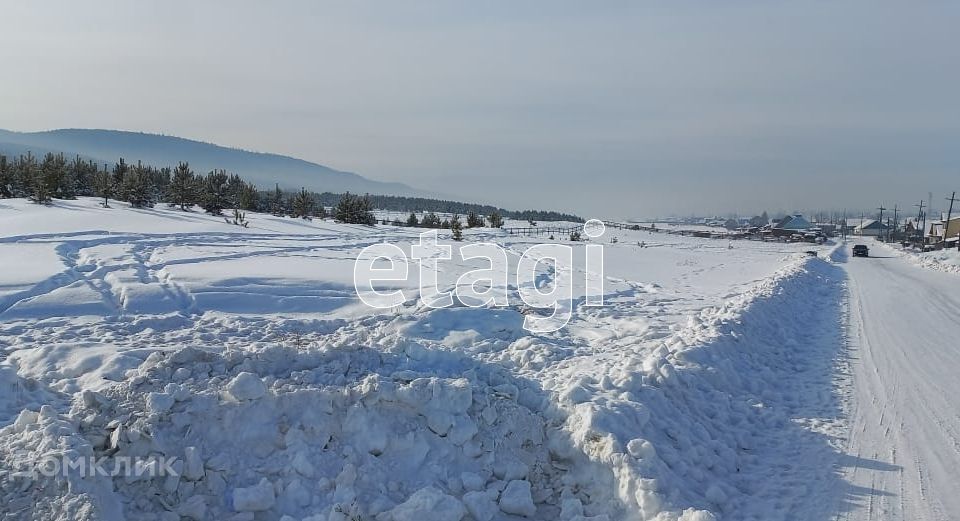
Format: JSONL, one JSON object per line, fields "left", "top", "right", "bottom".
{"left": 0, "top": 199, "right": 846, "bottom": 520}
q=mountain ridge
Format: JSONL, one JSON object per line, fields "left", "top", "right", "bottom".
{"left": 0, "top": 128, "right": 421, "bottom": 196}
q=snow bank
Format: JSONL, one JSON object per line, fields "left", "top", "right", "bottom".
{"left": 542, "top": 256, "right": 847, "bottom": 519}
{"left": 875, "top": 241, "right": 960, "bottom": 275}
{"left": 1, "top": 343, "right": 621, "bottom": 520}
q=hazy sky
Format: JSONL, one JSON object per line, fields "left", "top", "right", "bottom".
{"left": 2, "top": 1, "right": 958, "bottom": 219}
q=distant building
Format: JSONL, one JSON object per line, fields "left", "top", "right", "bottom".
{"left": 926, "top": 216, "right": 960, "bottom": 244}
{"left": 854, "top": 219, "right": 889, "bottom": 237}
{"left": 812, "top": 223, "right": 837, "bottom": 237}
{"left": 771, "top": 214, "right": 813, "bottom": 237}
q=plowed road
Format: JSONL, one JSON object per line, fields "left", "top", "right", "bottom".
{"left": 838, "top": 244, "right": 960, "bottom": 520}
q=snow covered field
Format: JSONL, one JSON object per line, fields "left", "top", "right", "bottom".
{"left": 0, "top": 198, "right": 854, "bottom": 520}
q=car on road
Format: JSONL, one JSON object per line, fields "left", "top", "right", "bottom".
{"left": 852, "top": 244, "right": 869, "bottom": 257}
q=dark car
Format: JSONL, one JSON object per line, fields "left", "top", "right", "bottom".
{"left": 852, "top": 244, "right": 869, "bottom": 257}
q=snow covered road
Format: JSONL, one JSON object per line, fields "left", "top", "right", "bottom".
{"left": 838, "top": 243, "right": 960, "bottom": 520}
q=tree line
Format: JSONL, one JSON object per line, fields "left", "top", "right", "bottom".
{"left": 0, "top": 151, "right": 580, "bottom": 227}
{"left": 311, "top": 193, "right": 583, "bottom": 223}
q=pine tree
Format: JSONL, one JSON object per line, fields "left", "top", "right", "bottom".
{"left": 292, "top": 187, "right": 314, "bottom": 219}
{"left": 421, "top": 212, "right": 441, "bottom": 228}
{"left": 30, "top": 175, "right": 52, "bottom": 204}
{"left": 112, "top": 158, "right": 128, "bottom": 192}
{"left": 450, "top": 214, "right": 463, "bottom": 241}
{"left": 333, "top": 192, "right": 375, "bottom": 224}
{"left": 122, "top": 161, "right": 153, "bottom": 208}
{"left": 25, "top": 153, "right": 50, "bottom": 204}
{"left": 271, "top": 184, "right": 285, "bottom": 216}
{"left": 68, "top": 155, "right": 91, "bottom": 198}
{"left": 0, "top": 155, "right": 9, "bottom": 198}
{"left": 226, "top": 173, "right": 246, "bottom": 209}
{"left": 466, "top": 211, "right": 483, "bottom": 228}
{"left": 153, "top": 166, "right": 172, "bottom": 200}
{"left": 83, "top": 159, "right": 99, "bottom": 195}
{"left": 200, "top": 170, "right": 229, "bottom": 215}
{"left": 41, "top": 153, "right": 72, "bottom": 199}
{"left": 11, "top": 153, "right": 36, "bottom": 197}
{"left": 227, "top": 208, "right": 249, "bottom": 227}
{"left": 169, "top": 162, "right": 196, "bottom": 210}
{"left": 237, "top": 182, "right": 258, "bottom": 211}
{"left": 93, "top": 165, "right": 114, "bottom": 207}
{"left": 488, "top": 211, "right": 504, "bottom": 228}
{"left": 407, "top": 212, "right": 419, "bottom": 227}
{"left": 358, "top": 194, "right": 376, "bottom": 224}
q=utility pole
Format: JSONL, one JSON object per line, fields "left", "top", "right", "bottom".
{"left": 944, "top": 192, "right": 957, "bottom": 249}
{"left": 891, "top": 204, "right": 899, "bottom": 243}
{"left": 877, "top": 205, "right": 886, "bottom": 242}
{"left": 915, "top": 200, "right": 925, "bottom": 246}
{"left": 921, "top": 210, "right": 927, "bottom": 244}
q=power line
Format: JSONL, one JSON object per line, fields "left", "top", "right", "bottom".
{"left": 877, "top": 205, "right": 887, "bottom": 242}
{"left": 945, "top": 191, "right": 958, "bottom": 249}
{"left": 914, "top": 200, "right": 925, "bottom": 245}
{"left": 891, "top": 204, "right": 899, "bottom": 242}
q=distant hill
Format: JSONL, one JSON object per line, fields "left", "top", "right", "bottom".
{"left": 0, "top": 128, "right": 420, "bottom": 196}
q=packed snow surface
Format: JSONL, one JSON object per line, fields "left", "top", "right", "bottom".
{"left": 836, "top": 243, "right": 960, "bottom": 520}
{"left": 7, "top": 197, "right": 943, "bottom": 521}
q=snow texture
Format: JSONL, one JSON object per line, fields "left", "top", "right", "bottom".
{"left": 1, "top": 198, "right": 912, "bottom": 521}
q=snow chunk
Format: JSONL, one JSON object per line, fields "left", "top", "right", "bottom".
{"left": 679, "top": 509, "right": 718, "bottom": 521}
{"left": 147, "top": 391, "right": 175, "bottom": 414}
{"left": 493, "top": 458, "right": 529, "bottom": 481}
{"left": 226, "top": 372, "right": 267, "bottom": 401}
{"left": 13, "top": 409, "right": 40, "bottom": 432}
{"left": 386, "top": 486, "right": 466, "bottom": 521}
{"left": 463, "top": 490, "right": 499, "bottom": 521}
{"left": 177, "top": 495, "right": 207, "bottom": 520}
{"left": 232, "top": 478, "right": 276, "bottom": 512}
{"left": 183, "top": 446, "right": 205, "bottom": 481}
{"left": 461, "top": 471, "right": 486, "bottom": 492}
{"left": 499, "top": 480, "right": 537, "bottom": 517}
{"left": 626, "top": 438, "right": 656, "bottom": 460}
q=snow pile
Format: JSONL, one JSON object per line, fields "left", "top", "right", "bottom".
{"left": 544, "top": 257, "right": 846, "bottom": 520}
{"left": 2, "top": 344, "right": 623, "bottom": 520}
{"left": 0, "top": 405, "right": 121, "bottom": 520}
{"left": 879, "top": 242, "right": 960, "bottom": 275}
{"left": 0, "top": 363, "right": 62, "bottom": 427}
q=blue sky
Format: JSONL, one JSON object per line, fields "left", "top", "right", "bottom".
{"left": 1, "top": 1, "right": 958, "bottom": 218}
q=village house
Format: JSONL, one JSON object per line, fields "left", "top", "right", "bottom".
{"left": 853, "top": 219, "right": 890, "bottom": 237}
{"left": 771, "top": 214, "right": 813, "bottom": 237}
{"left": 926, "top": 215, "right": 960, "bottom": 246}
